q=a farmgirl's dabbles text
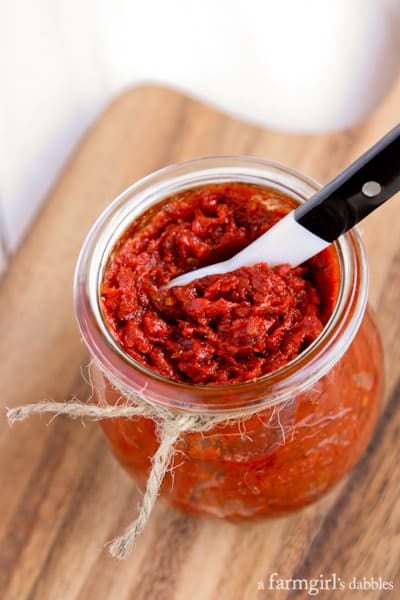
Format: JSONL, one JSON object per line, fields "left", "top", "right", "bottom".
{"left": 101, "top": 183, "right": 340, "bottom": 384}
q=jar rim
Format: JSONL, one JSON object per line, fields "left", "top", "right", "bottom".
{"left": 74, "top": 156, "right": 368, "bottom": 415}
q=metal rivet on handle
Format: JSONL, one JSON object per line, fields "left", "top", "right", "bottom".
{"left": 362, "top": 181, "right": 382, "bottom": 197}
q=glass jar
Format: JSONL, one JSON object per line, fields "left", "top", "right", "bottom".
{"left": 74, "top": 157, "right": 384, "bottom": 519}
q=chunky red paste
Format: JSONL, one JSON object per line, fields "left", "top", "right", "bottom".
{"left": 101, "top": 183, "right": 338, "bottom": 384}
{"left": 97, "top": 181, "right": 383, "bottom": 520}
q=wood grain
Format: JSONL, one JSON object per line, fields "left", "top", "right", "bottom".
{"left": 1, "top": 82, "right": 400, "bottom": 600}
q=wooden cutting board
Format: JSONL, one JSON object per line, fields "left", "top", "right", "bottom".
{"left": 1, "top": 83, "right": 400, "bottom": 600}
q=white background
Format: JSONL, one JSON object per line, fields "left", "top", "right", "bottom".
{"left": 1, "top": 0, "right": 399, "bottom": 271}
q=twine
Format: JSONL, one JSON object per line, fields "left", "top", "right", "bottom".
{"left": 6, "top": 361, "right": 289, "bottom": 559}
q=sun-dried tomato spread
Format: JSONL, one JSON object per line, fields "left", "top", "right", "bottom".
{"left": 101, "top": 183, "right": 338, "bottom": 384}
{"left": 96, "top": 180, "right": 383, "bottom": 520}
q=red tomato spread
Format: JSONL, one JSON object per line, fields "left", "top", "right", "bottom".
{"left": 97, "top": 181, "right": 383, "bottom": 520}
{"left": 101, "top": 183, "right": 339, "bottom": 384}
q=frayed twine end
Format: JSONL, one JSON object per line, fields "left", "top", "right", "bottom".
{"left": 107, "top": 527, "right": 140, "bottom": 560}
{"left": 6, "top": 399, "right": 153, "bottom": 427}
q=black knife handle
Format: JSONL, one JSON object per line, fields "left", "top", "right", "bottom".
{"left": 295, "top": 124, "right": 400, "bottom": 242}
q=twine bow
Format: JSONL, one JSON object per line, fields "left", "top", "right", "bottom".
{"left": 6, "top": 362, "right": 288, "bottom": 559}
